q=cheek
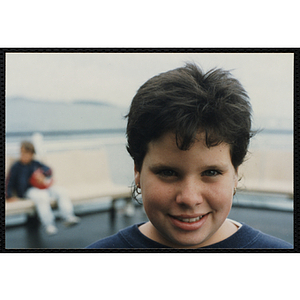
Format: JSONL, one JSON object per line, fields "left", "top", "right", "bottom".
{"left": 142, "top": 182, "right": 164, "bottom": 204}
{"left": 207, "top": 182, "right": 234, "bottom": 210}
{"left": 141, "top": 177, "right": 172, "bottom": 210}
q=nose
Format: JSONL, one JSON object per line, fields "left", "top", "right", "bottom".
{"left": 175, "top": 177, "right": 203, "bottom": 208}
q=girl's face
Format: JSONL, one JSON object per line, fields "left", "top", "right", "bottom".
{"left": 20, "top": 147, "right": 34, "bottom": 165}
{"left": 134, "top": 132, "right": 238, "bottom": 248}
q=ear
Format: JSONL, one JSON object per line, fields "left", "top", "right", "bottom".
{"left": 234, "top": 166, "right": 239, "bottom": 188}
{"left": 134, "top": 164, "right": 141, "bottom": 186}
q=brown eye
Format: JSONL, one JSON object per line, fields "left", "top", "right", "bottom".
{"left": 160, "top": 170, "right": 177, "bottom": 177}
{"left": 157, "top": 169, "right": 177, "bottom": 178}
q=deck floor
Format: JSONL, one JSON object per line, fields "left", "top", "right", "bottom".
{"left": 4, "top": 203, "right": 293, "bottom": 250}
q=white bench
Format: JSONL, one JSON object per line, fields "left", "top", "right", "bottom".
{"left": 5, "top": 149, "right": 132, "bottom": 221}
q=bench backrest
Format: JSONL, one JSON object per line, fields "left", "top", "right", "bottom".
{"left": 6, "top": 149, "right": 113, "bottom": 185}
{"left": 238, "top": 149, "right": 293, "bottom": 192}
{"left": 43, "top": 149, "right": 113, "bottom": 187}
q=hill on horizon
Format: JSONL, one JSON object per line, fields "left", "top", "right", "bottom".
{"left": 6, "top": 96, "right": 128, "bottom": 134}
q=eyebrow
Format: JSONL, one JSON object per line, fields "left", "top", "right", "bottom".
{"left": 202, "top": 164, "right": 228, "bottom": 170}
{"left": 149, "top": 163, "right": 180, "bottom": 171}
{"left": 149, "top": 163, "right": 229, "bottom": 172}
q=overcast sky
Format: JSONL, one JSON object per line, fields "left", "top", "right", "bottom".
{"left": 6, "top": 52, "right": 293, "bottom": 123}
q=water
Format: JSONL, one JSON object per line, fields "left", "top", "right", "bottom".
{"left": 250, "top": 129, "right": 293, "bottom": 151}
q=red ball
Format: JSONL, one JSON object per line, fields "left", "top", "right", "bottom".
{"left": 29, "top": 169, "right": 53, "bottom": 189}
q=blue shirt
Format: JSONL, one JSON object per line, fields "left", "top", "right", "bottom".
{"left": 86, "top": 222, "right": 293, "bottom": 249}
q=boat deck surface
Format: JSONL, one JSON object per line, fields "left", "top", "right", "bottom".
{"left": 5, "top": 202, "right": 293, "bottom": 250}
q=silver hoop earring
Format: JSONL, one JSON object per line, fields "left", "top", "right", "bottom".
{"left": 136, "top": 183, "right": 141, "bottom": 195}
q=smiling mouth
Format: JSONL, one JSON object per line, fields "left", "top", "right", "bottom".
{"left": 173, "top": 214, "right": 208, "bottom": 223}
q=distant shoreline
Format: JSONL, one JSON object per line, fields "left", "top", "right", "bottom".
{"left": 6, "top": 128, "right": 126, "bottom": 138}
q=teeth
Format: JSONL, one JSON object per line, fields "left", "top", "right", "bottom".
{"left": 177, "top": 215, "right": 204, "bottom": 223}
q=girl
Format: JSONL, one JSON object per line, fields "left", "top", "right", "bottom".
{"left": 87, "top": 63, "right": 292, "bottom": 249}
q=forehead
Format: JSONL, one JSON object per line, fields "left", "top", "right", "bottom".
{"left": 147, "top": 132, "right": 231, "bottom": 165}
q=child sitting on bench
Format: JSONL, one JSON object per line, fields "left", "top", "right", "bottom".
{"left": 6, "top": 141, "right": 80, "bottom": 235}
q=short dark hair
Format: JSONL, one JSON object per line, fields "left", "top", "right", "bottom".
{"left": 21, "top": 141, "right": 36, "bottom": 154}
{"left": 126, "top": 62, "right": 255, "bottom": 172}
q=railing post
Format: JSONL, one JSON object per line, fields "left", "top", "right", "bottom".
{"left": 31, "top": 132, "right": 45, "bottom": 159}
